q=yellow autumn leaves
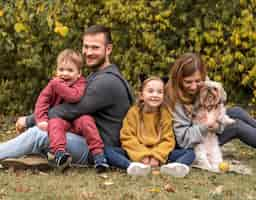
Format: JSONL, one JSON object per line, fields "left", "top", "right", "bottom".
{"left": 11, "top": 14, "right": 68, "bottom": 37}
{"left": 13, "top": 21, "right": 69, "bottom": 37}
{"left": 54, "top": 21, "right": 69, "bottom": 37}
{"left": 0, "top": 9, "right": 4, "bottom": 17}
{"left": 14, "top": 23, "right": 28, "bottom": 33}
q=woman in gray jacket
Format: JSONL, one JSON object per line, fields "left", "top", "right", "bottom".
{"left": 165, "top": 53, "right": 256, "bottom": 151}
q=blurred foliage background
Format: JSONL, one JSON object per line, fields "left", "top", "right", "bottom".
{"left": 0, "top": 0, "right": 256, "bottom": 114}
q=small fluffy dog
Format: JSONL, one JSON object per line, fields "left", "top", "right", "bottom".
{"left": 193, "top": 80, "right": 235, "bottom": 172}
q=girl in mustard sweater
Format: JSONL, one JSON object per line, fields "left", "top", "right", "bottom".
{"left": 105, "top": 76, "right": 195, "bottom": 177}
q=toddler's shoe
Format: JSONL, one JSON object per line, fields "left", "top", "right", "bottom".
{"left": 127, "top": 162, "right": 151, "bottom": 176}
{"left": 160, "top": 162, "right": 190, "bottom": 177}
{"left": 94, "top": 153, "right": 109, "bottom": 173}
{"left": 47, "top": 151, "right": 72, "bottom": 172}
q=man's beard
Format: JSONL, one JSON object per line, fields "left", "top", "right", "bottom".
{"left": 86, "top": 55, "right": 106, "bottom": 71}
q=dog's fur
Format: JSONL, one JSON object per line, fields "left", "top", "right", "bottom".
{"left": 193, "top": 80, "right": 235, "bottom": 172}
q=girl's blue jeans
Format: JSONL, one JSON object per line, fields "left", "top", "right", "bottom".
{"left": 104, "top": 146, "right": 195, "bottom": 169}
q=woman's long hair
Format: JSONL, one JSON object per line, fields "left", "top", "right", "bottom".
{"left": 165, "top": 53, "right": 207, "bottom": 110}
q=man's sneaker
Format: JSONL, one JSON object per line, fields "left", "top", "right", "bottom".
{"left": 160, "top": 163, "right": 190, "bottom": 177}
{"left": 94, "top": 153, "right": 109, "bottom": 173}
{"left": 47, "top": 151, "right": 72, "bottom": 171}
{"left": 127, "top": 162, "right": 151, "bottom": 176}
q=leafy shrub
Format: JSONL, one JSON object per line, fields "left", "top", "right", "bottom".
{"left": 0, "top": 0, "right": 256, "bottom": 114}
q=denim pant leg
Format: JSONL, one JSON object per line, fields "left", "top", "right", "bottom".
{"left": 0, "top": 126, "right": 49, "bottom": 159}
{"left": 66, "top": 132, "right": 89, "bottom": 165}
{"left": 167, "top": 148, "right": 195, "bottom": 166}
{"left": 218, "top": 119, "right": 256, "bottom": 147}
{"left": 104, "top": 146, "right": 131, "bottom": 169}
{"left": 227, "top": 106, "right": 256, "bottom": 128}
{"left": 0, "top": 126, "right": 89, "bottom": 165}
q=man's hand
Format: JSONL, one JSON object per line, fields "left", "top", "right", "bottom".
{"left": 15, "top": 116, "right": 27, "bottom": 134}
{"left": 37, "top": 121, "right": 48, "bottom": 132}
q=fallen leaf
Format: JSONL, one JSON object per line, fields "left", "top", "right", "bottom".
{"left": 39, "top": 171, "right": 49, "bottom": 176}
{"left": 152, "top": 169, "right": 160, "bottom": 175}
{"left": 15, "top": 184, "right": 30, "bottom": 193}
{"left": 0, "top": 188, "right": 7, "bottom": 196}
{"left": 148, "top": 188, "right": 161, "bottom": 193}
{"left": 211, "top": 185, "right": 223, "bottom": 195}
{"left": 99, "top": 173, "right": 108, "bottom": 179}
{"left": 230, "top": 163, "right": 252, "bottom": 175}
{"left": 80, "top": 191, "right": 96, "bottom": 199}
{"left": 103, "top": 181, "right": 114, "bottom": 186}
{"left": 164, "top": 183, "right": 175, "bottom": 193}
{"left": 231, "top": 159, "right": 241, "bottom": 164}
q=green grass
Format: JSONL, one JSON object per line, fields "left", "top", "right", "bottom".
{"left": 0, "top": 117, "right": 255, "bottom": 200}
{"left": 0, "top": 160, "right": 255, "bottom": 200}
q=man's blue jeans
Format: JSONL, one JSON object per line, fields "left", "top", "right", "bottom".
{"left": 0, "top": 127, "right": 89, "bottom": 165}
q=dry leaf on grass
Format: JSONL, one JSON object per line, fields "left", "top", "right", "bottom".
{"left": 164, "top": 183, "right": 176, "bottom": 193}
{"left": 152, "top": 170, "right": 160, "bottom": 175}
{"left": 147, "top": 188, "right": 161, "bottom": 193}
{"left": 80, "top": 191, "right": 96, "bottom": 199}
{"left": 0, "top": 188, "right": 7, "bottom": 197}
{"left": 211, "top": 185, "right": 223, "bottom": 195}
{"left": 99, "top": 173, "right": 108, "bottom": 179}
{"left": 103, "top": 181, "right": 114, "bottom": 186}
{"left": 15, "top": 184, "right": 30, "bottom": 193}
{"left": 39, "top": 171, "right": 49, "bottom": 176}
{"left": 229, "top": 163, "right": 252, "bottom": 175}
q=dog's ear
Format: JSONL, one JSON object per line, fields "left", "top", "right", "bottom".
{"left": 213, "top": 81, "right": 227, "bottom": 103}
{"left": 220, "top": 84, "right": 227, "bottom": 103}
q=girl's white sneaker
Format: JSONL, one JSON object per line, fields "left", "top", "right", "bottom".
{"left": 127, "top": 162, "right": 151, "bottom": 176}
{"left": 160, "top": 163, "right": 190, "bottom": 177}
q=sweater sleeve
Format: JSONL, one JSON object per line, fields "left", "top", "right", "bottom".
{"left": 120, "top": 107, "right": 152, "bottom": 162}
{"left": 50, "top": 76, "right": 86, "bottom": 103}
{"left": 34, "top": 83, "right": 53, "bottom": 123}
{"left": 25, "top": 114, "right": 36, "bottom": 128}
{"left": 151, "top": 108, "right": 176, "bottom": 164}
{"left": 173, "top": 103, "right": 208, "bottom": 149}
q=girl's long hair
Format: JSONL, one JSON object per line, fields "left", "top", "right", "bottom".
{"left": 136, "top": 76, "right": 166, "bottom": 144}
{"left": 165, "top": 53, "right": 207, "bottom": 110}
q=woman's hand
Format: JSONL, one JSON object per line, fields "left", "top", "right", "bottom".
{"left": 15, "top": 116, "right": 27, "bottom": 134}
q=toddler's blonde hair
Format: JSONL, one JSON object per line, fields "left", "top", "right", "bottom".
{"left": 57, "top": 49, "right": 83, "bottom": 70}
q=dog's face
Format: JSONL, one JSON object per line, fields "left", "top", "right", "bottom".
{"left": 199, "top": 80, "right": 226, "bottom": 109}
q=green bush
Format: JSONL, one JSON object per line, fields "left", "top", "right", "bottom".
{"left": 0, "top": 0, "right": 256, "bottom": 114}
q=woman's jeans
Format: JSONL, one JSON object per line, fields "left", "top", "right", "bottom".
{"left": 105, "top": 146, "right": 195, "bottom": 169}
{"left": 218, "top": 106, "right": 256, "bottom": 147}
{"left": 0, "top": 126, "right": 89, "bottom": 165}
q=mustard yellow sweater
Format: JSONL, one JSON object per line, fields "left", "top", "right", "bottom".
{"left": 120, "top": 105, "right": 175, "bottom": 164}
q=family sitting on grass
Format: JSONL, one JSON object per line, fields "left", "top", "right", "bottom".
{"left": 1, "top": 25, "right": 256, "bottom": 177}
